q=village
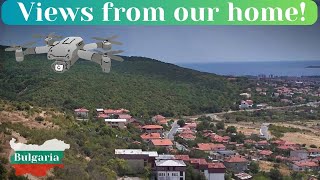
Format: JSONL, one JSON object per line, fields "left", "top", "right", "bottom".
{"left": 70, "top": 75, "right": 320, "bottom": 180}
{"left": 73, "top": 107, "right": 320, "bottom": 180}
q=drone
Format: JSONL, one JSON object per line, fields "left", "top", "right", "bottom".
{"left": 5, "top": 32, "right": 124, "bottom": 73}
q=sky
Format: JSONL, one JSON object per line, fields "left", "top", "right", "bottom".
{"left": 0, "top": 1, "right": 319, "bottom": 63}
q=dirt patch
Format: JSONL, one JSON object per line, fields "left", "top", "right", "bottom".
{"left": 258, "top": 161, "right": 290, "bottom": 176}
{"left": 282, "top": 132, "right": 320, "bottom": 147}
{"left": 226, "top": 123, "right": 260, "bottom": 136}
{"left": 0, "top": 111, "right": 59, "bottom": 130}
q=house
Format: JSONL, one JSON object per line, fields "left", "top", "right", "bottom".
{"left": 258, "top": 150, "right": 273, "bottom": 159}
{"left": 234, "top": 172, "right": 253, "bottom": 180}
{"left": 151, "top": 139, "right": 173, "bottom": 148}
{"left": 292, "top": 160, "right": 320, "bottom": 172}
{"left": 210, "top": 134, "right": 230, "bottom": 143}
{"left": 204, "top": 163, "right": 226, "bottom": 180}
{"left": 197, "top": 143, "right": 226, "bottom": 153}
{"left": 105, "top": 119, "right": 127, "bottom": 129}
{"left": 104, "top": 108, "right": 129, "bottom": 115}
{"left": 212, "top": 150, "right": 237, "bottom": 160}
{"left": 179, "top": 133, "right": 196, "bottom": 141}
{"left": 140, "top": 133, "right": 161, "bottom": 142}
{"left": 290, "top": 150, "right": 308, "bottom": 160}
{"left": 255, "top": 140, "right": 269, "bottom": 149}
{"left": 142, "top": 125, "right": 163, "bottom": 133}
{"left": 189, "top": 158, "right": 208, "bottom": 172}
{"left": 273, "top": 140, "right": 298, "bottom": 149}
{"left": 155, "top": 159, "right": 186, "bottom": 180}
{"left": 115, "top": 149, "right": 158, "bottom": 173}
{"left": 74, "top": 108, "right": 89, "bottom": 120}
{"left": 239, "top": 100, "right": 253, "bottom": 109}
{"left": 174, "top": 155, "right": 190, "bottom": 162}
{"left": 224, "top": 155, "right": 248, "bottom": 173}
{"left": 152, "top": 115, "right": 168, "bottom": 125}
{"left": 182, "top": 122, "right": 197, "bottom": 130}
{"left": 308, "top": 149, "right": 320, "bottom": 158}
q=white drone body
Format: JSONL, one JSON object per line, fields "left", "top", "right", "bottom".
{"left": 5, "top": 34, "right": 123, "bottom": 73}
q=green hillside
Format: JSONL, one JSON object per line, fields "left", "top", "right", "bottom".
{"left": 0, "top": 46, "right": 241, "bottom": 116}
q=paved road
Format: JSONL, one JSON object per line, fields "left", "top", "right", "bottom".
{"left": 166, "top": 120, "right": 179, "bottom": 140}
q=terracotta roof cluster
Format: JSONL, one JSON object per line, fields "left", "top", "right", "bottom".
{"left": 294, "top": 161, "right": 319, "bottom": 167}
{"left": 151, "top": 139, "right": 173, "bottom": 146}
{"left": 174, "top": 155, "right": 190, "bottom": 162}
{"left": 104, "top": 109, "right": 129, "bottom": 114}
{"left": 224, "top": 155, "right": 248, "bottom": 163}
{"left": 197, "top": 143, "right": 226, "bottom": 151}
{"left": 182, "top": 122, "right": 197, "bottom": 129}
{"left": 259, "top": 150, "right": 273, "bottom": 156}
{"left": 140, "top": 133, "right": 161, "bottom": 140}
{"left": 74, "top": 108, "right": 89, "bottom": 112}
{"left": 142, "top": 125, "right": 163, "bottom": 129}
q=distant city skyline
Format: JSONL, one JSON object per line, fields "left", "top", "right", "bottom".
{"left": 0, "top": 0, "right": 319, "bottom": 63}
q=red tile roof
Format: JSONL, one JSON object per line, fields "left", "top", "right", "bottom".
{"left": 74, "top": 108, "right": 89, "bottom": 112}
{"left": 151, "top": 139, "right": 173, "bottom": 146}
{"left": 140, "top": 133, "right": 161, "bottom": 140}
{"left": 179, "top": 133, "right": 196, "bottom": 140}
{"left": 257, "top": 140, "right": 269, "bottom": 145}
{"left": 259, "top": 150, "right": 273, "bottom": 156}
{"left": 189, "top": 158, "right": 207, "bottom": 165}
{"left": 308, "top": 148, "right": 320, "bottom": 153}
{"left": 294, "top": 161, "right": 319, "bottom": 167}
{"left": 142, "top": 125, "right": 163, "bottom": 129}
{"left": 174, "top": 155, "right": 190, "bottom": 161}
{"left": 197, "top": 143, "right": 225, "bottom": 151}
{"left": 208, "top": 163, "right": 226, "bottom": 169}
{"left": 224, "top": 155, "right": 247, "bottom": 163}
{"left": 153, "top": 115, "right": 165, "bottom": 121}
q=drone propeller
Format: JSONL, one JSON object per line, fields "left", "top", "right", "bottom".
{"left": 94, "top": 49, "right": 124, "bottom": 62}
{"left": 5, "top": 41, "right": 36, "bottom": 52}
{"left": 32, "top": 32, "right": 63, "bottom": 39}
{"left": 92, "top": 35, "right": 123, "bottom": 45}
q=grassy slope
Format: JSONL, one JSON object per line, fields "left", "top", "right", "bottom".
{"left": 0, "top": 46, "right": 240, "bottom": 116}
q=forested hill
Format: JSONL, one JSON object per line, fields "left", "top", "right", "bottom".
{"left": 0, "top": 46, "right": 242, "bottom": 117}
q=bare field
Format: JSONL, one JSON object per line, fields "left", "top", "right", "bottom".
{"left": 282, "top": 132, "right": 320, "bottom": 147}
{"left": 258, "top": 160, "right": 291, "bottom": 176}
{"left": 226, "top": 123, "right": 260, "bottom": 136}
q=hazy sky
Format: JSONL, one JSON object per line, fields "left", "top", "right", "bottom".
{"left": 0, "top": 1, "right": 319, "bottom": 63}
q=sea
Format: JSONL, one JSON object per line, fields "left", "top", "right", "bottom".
{"left": 178, "top": 60, "right": 320, "bottom": 77}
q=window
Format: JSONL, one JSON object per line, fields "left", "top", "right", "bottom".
{"left": 159, "top": 173, "right": 165, "bottom": 177}
{"left": 172, "top": 173, "right": 178, "bottom": 176}
{"left": 180, "top": 171, "right": 184, "bottom": 176}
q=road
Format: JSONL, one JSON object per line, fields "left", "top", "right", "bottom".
{"left": 166, "top": 120, "right": 179, "bottom": 140}
{"left": 183, "top": 102, "right": 313, "bottom": 121}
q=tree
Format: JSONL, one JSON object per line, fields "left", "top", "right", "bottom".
{"left": 35, "top": 116, "right": 44, "bottom": 122}
{"left": 185, "top": 165, "right": 206, "bottom": 180}
{"left": 269, "top": 168, "right": 283, "bottom": 180}
{"left": 248, "top": 161, "right": 260, "bottom": 174}
{"left": 310, "top": 144, "right": 317, "bottom": 148}
{"left": 226, "top": 126, "right": 237, "bottom": 133}
{"left": 177, "top": 119, "right": 186, "bottom": 127}
{"left": 216, "top": 121, "right": 225, "bottom": 130}
{"left": 0, "top": 163, "right": 7, "bottom": 180}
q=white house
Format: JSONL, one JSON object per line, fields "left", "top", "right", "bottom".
{"left": 155, "top": 159, "right": 186, "bottom": 180}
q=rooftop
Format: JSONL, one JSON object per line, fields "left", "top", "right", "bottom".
{"left": 105, "top": 119, "right": 127, "bottom": 123}
{"left": 151, "top": 139, "right": 173, "bottom": 146}
{"left": 115, "top": 149, "right": 158, "bottom": 157}
{"left": 140, "top": 133, "right": 161, "bottom": 140}
{"left": 155, "top": 159, "right": 186, "bottom": 167}
{"left": 142, "top": 125, "right": 163, "bottom": 129}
